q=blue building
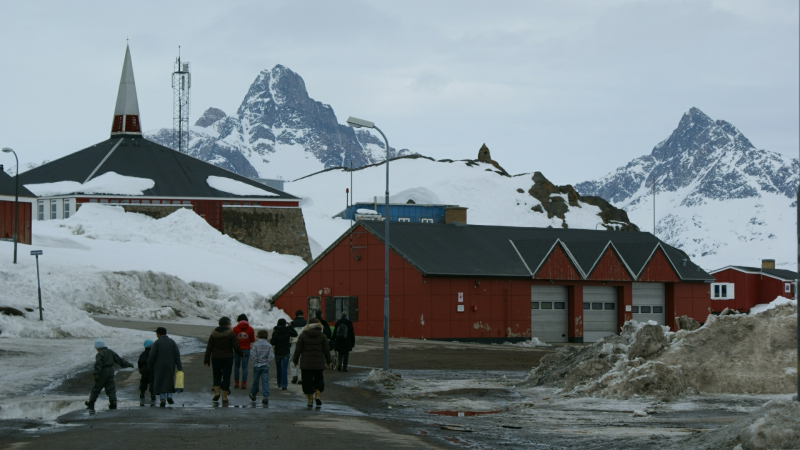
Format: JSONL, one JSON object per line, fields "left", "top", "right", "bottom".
{"left": 337, "top": 202, "right": 467, "bottom": 224}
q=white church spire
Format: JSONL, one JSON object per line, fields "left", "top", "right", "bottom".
{"left": 111, "top": 45, "right": 142, "bottom": 135}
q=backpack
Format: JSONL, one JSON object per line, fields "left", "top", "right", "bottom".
{"left": 335, "top": 323, "right": 348, "bottom": 340}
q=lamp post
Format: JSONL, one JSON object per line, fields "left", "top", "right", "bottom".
{"left": 2, "top": 148, "right": 19, "bottom": 264}
{"left": 347, "top": 116, "right": 390, "bottom": 372}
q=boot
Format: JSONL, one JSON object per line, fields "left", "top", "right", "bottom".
{"left": 234, "top": 380, "right": 240, "bottom": 389}
{"left": 241, "top": 381, "right": 247, "bottom": 390}
{"left": 306, "top": 394, "right": 313, "bottom": 408}
{"left": 167, "top": 397, "right": 174, "bottom": 405}
{"left": 212, "top": 386, "right": 221, "bottom": 401}
{"left": 85, "top": 401, "right": 95, "bottom": 410}
{"left": 221, "top": 390, "right": 230, "bottom": 403}
{"left": 150, "top": 393, "right": 156, "bottom": 402}
{"left": 248, "top": 392, "right": 256, "bottom": 401}
{"left": 261, "top": 398, "right": 269, "bottom": 405}
{"left": 315, "top": 390, "right": 322, "bottom": 406}
{"left": 139, "top": 390, "right": 145, "bottom": 399}
{"left": 291, "top": 376, "right": 298, "bottom": 384}
{"left": 160, "top": 399, "right": 166, "bottom": 408}
{"left": 109, "top": 401, "right": 117, "bottom": 410}
{"left": 336, "top": 365, "right": 342, "bottom": 371}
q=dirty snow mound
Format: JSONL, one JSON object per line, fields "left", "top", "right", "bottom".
{"left": 363, "top": 369, "right": 404, "bottom": 386}
{"left": 503, "top": 337, "right": 551, "bottom": 348}
{"left": 527, "top": 312, "right": 797, "bottom": 399}
{"left": 668, "top": 398, "right": 800, "bottom": 449}
{"left": 750, "top": 296, "right": 797, "bottom": 316}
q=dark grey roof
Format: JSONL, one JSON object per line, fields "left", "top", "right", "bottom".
{"left": 720, "top": 266, "right": 797, "bottom": 281}
{"left": 0, "top": 171, "right": 36, "bottom": 198}
{"left": 359, "top": 221, "right": 714, "bottom": 281}
{"left": 18, "top": 136, "right": 297, "bottom": 200}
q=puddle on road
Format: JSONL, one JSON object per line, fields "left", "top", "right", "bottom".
{"left": 0, "top": 396, "right": 90, "bottom": 422}
{"left": 427, "top": 409, "right": 504, "bottom": 417}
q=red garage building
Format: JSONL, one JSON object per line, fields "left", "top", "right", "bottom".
{"left": 272, "top": 221, "right": 715, "bottom": 343}
{"left": 0, "top": 171, "right": 35, "bottom": 245}
{"left": 708, "top": 260, "right": 797, "bottom": 313}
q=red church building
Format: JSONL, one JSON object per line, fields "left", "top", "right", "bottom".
{"left": 708, "top": 260, "right": 796, "bottom": 313}
{"left": 272, "top": 221, "right": 715, "bottom": 343}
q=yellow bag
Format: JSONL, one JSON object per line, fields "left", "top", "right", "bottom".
{"left": 175, "top": 370, "right": 185, "bottom": 393}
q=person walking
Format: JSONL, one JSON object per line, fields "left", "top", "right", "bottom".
{"left": 85, "top": 339, "right": 133, "bottom": 410}
{"left": 289, "top": 310, "right": 307, "bottom": 384}
{"left": 334, "top": 312, "right": 356, "bottom": 372}
{"left": 232, "top": 314, "right": 255, "bottom": 390}
{"left": 148, "top": 327, "right": 183, "bottom": 408}
{"left": 137, "top": 339, "right": 155, "bottom": 401}
{"left": 292, "top": 318, "right": 332, "bottom": 408}
{"left": 204, "top": 316, "right": 243, "bottom": 404}
{"left": 315, "top": 310, "right": 332, "bottom": 341}
{"left": 248, "top": 329, "right": 274, "bottom": 405}
{"left": 270, "top": 318, "right": 297, "bottom": 391}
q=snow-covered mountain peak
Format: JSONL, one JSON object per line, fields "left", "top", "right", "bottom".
{"left": 576, "top": 107, "right": 798, "bottom": 269}
{"left": 146, "top": 65, "right": 411, "bottom": 180}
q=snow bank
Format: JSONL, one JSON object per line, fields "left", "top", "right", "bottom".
{"left": 24, "top": 172, "right": 155, "bottom": 196}
{"left": 206, "top": 175, "right": 277, "bottom": 197}
{"left": 750, "top": 296, "right": 797, "bottom": 315}
{"left": 503, "top": 337, "right": 551, "bottom": 348}
{"left": 670, "top": 398, "right": 800, "bottom": 449}
{"left": 527, "top": 308, "right": 797, "bottom": 399}
{"left": 356, "top": 208, "right": 379, "bottom": 215}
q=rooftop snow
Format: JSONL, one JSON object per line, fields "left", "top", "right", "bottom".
{"left": 24, "top": 171, "right": 155, "bottom": 197}
{"left": 206, "top": 176, "right": 278, "bottom": 197}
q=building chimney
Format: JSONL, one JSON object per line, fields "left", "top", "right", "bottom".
{"left": 762, "top": 259, "right": 775, "bottom": 270}
{"left": 445, "top": 206, "right": 468, "bottom": 224}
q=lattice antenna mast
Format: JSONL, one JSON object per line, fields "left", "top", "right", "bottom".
{"left": 172, "top": 47, "right": 191, "bottom": 153}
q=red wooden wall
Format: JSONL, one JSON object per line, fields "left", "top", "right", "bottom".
{"left": 711, "top": 268, "right": 793, "bottom": 312}
{"left": 272, "top": 225, "right": 712, "bottom": 339}
{"left": 0, "top": 200, "right": 32, "bottom": 244}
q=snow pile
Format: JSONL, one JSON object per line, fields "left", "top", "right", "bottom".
{"left": 504, "top": 337, "right": 551, "bottom": 348}
{"left": 24, "top": 172, "right": 155, "bottom": 196}
{"left": 363, "top": 369, "right": 404, "bottom": 386}
{"left": 670, "top": 398, "right": 800, "bottom": 450}
{"left": 750, "top": 295, "right": 797, "bottom": 316}
{"left": 206, "top": 175, "right": 278, "bottom": 197}
{"left": 356, "top": 208, "right": 379, "bottom": 215}
{"left": 528, "top": 309, "right": 797, "bottom": 399}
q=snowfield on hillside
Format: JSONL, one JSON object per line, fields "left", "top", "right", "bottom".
{"left": 288, "top": 157, "right": 615, "bottom": 258}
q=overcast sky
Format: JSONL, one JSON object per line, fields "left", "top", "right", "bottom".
{"left": 0, "top": 0, "right": 796, "bottom": 184}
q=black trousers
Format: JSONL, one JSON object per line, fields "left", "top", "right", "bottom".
{"left": 212, "top": 357, "right": 234, "bottom": 392}
{"left": 300, "top": 369, "right": 325, "bottom": 395}
{"left": 89, "top": 367, "right": 117, "bottom": 403}
{"left": 338, "top": 351, "right": 350, "bottom": 369}
{"left": 138, "top": 372, "right": 153, "bottom": 394}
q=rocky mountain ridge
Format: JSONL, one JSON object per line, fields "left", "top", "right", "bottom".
{"left": 146, "top": 65, "right": 411, "bottom": 180}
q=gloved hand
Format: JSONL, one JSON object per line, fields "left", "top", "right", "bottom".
{"left": 93, "top": 374, "right": 100, "bottom": 383}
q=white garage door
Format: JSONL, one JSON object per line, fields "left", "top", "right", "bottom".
{"left": 583, "top": 286, "right": 618, "bottom": 342}
{"left": 531, "top": 285, "right": 568, "bottom": 343}
{"left": 632, "top": 282, "right": 665, "bottom": 325}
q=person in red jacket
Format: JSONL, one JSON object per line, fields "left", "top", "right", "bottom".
{"left": 232, "top": 314, "right": 255, "bottom": 389}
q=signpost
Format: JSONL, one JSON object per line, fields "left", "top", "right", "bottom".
{"left": 31, "top": 250, "right": 43, "bottom": 321}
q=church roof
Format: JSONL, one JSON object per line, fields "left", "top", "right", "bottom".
{"left": 0, "top": 171, "right": 36, "bottom": 198}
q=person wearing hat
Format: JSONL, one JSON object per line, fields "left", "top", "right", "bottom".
{"left": 85, "top": 338, "right": 133, "bottom": 410}
{"left": 137, "top": 339, "right": 156, "bottom": 401}
{"left": 270, "top": 318, "right": 298, "bottom": 390}
{"left": 148, "top": 327, "right": 183, "bottom": 407}
{"left": 204, "top": 317, "right": 244, "bottom": 403}
{"left": 232, "top": 313, "right": 255, "bottom": 390}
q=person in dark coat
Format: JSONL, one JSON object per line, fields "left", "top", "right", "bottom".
{"left": 204, "top": 316, "right": 243, "bottom": 403}
{"left": 270, "top": 318, "right": 297, "bottom": 390}
{"left": 292, "top": 318, "right": 332, "bottom": 408}
{"left": 334, "top": 312, "right": 356, "bottom": 372}
{"left": 85, "top": 338, "right": 133, "bottom": 410}
{"left": 148, "top": 327, "right": 183, "bottom": 408}
{"left": 137, "top": 339, "right": 155, "bottom": 401}
{"left": 315, "top": 310, "right": 332, "bottom": 340}
{"left": 289, "top": 310, "right": 307, "bottom": 384}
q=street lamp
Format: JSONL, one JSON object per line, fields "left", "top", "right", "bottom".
{"left": 346, "top": 116, "right": 391, "bottom": 372}
{"left": 2, "top": 148, "right": 18, "bottom": 264}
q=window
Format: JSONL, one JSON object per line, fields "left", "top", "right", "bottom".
{"left": 183, "top": 201, "right": 191, "bottom": 205}
{"left": 554, "top": 302, "right": 566, "bottom": 310}
{"left": 99, "top": 199, "right": 108, "bottom": 203}
{"left": 711, "top": 282, "right": 735, "bottom": 300}
{"left": 641, "top": 306, "right": 651, "bottom": 313}
{"left": 653, "top": 306, "right": 663, "bottom": 314}
{"left": 421, "top": 218, "right": 434, "bottom": 223}
{"left": 110, "top": 199, "right": 119, "bottom": 204}
{"left": 37, "top": 201, "right": 44, "bottom": 221}
{"left": 591, "top": 303, "right": 602, "bottom": 310}
{"left": 89, "top": 199, "right": 98, "bottom": 203}
{"left": 531, "top": 302, "right": 539, "bottom": 309}
{"left": 50, "top": 201, "right": 57, "bottom": 219}
{"left": 604, "top": 303, "right": 615, "bottom": 310}
{"left": 631, "top": 305, "right": 639, "bottom": 313}
{"left": 786, "top": 283, "right": 792, "bottom": 293}
{"left": 583, "top": 302, "right": 590, "bottom": 310}
{"left": 398, "top": 217, "right": 410, "bottom": 222}
{"left": 325, "top": 296, "right": 358, "bottom": 322}
{"left": 141, "top": 200, "right": 150, "bottom": 204}
{"left": 63, "top": 200, "right": 70, "bottom": 219}
{"left": 120, "top": 199, "right": 130, "bottom": 204}
{"left": 541, "top": 302, "right": 553, "bottom": 309}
